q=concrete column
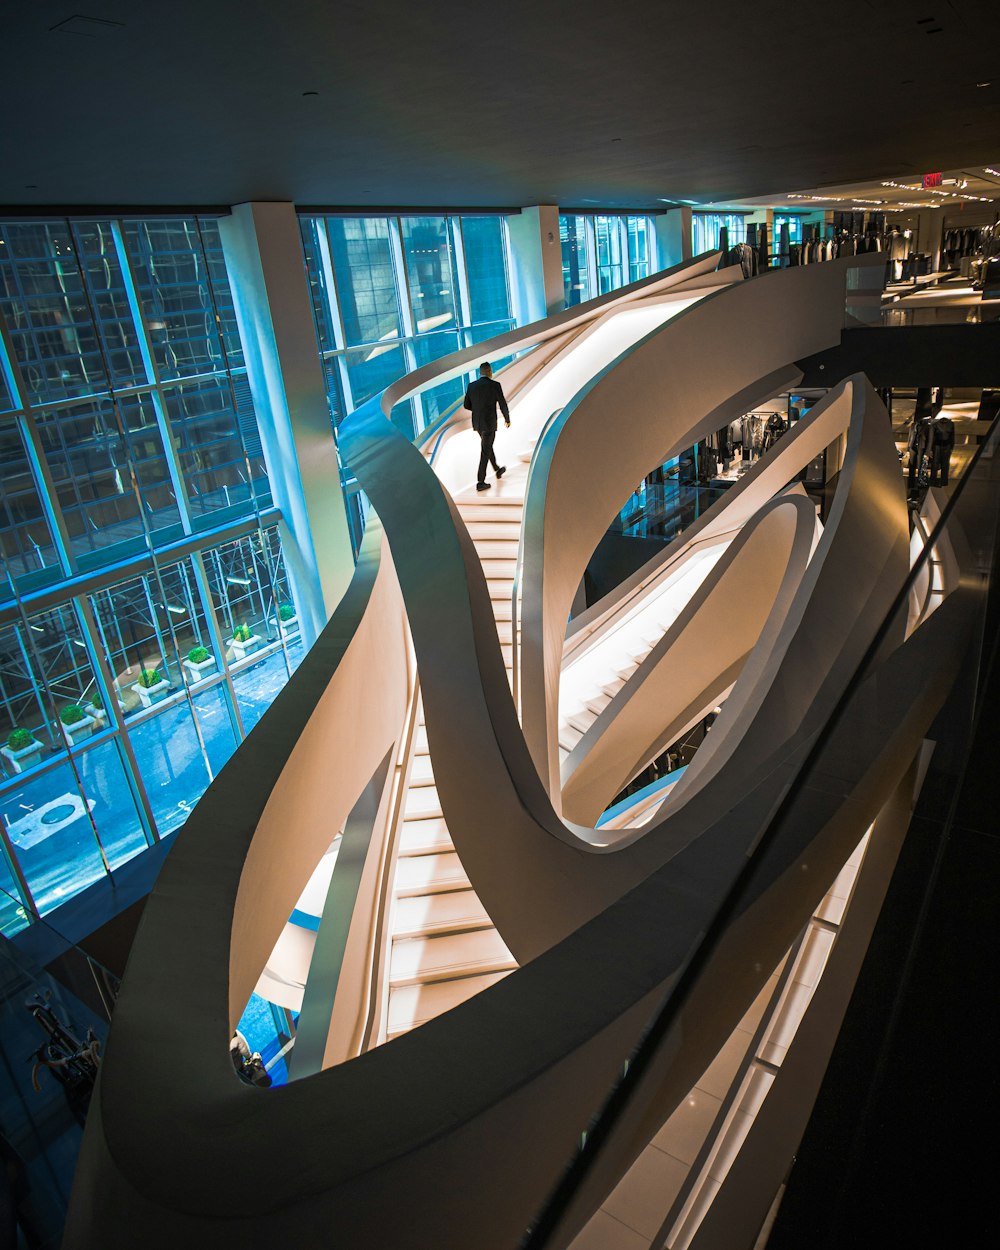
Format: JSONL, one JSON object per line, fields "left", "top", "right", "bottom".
{"left": 219, "top": 202, "right": 355, "bottom": 646}
{"left": 654, "top": 207, "right": 693, "bottom": 269}
{"left": 506, "top": 205, "right": 563, "bottom": 325}
{"left": 916, "top": 211, "right": 944, "bottom": 272}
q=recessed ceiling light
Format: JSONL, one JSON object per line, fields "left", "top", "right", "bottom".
{"left": 302, "top": 90, "right": 319, "bottom": 97}
{"left": 976, "top": 81, "right": 992, "bottom": 88}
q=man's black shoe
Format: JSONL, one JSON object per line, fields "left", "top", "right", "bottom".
{"left": 476, "top": 482, "right": 491, "bottom": 492}
{"left": 496, "top": 466, "right": 506, "bottom": 479}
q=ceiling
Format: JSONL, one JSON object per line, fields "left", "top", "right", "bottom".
{"left": 3, "top": 0, "right": 1000, "bottom": 211}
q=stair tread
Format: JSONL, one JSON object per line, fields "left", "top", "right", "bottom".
{"left": 466, "top": 522, "right": 522, "bottom": 540}
{"left": 409, "top": 755, "right": 435, "bottom": 786}
{"left": 389, "top": 928, "right": 515, "bottom": 988}
{"left": 399, "top": 817, "right": 453, "bottom": 856}
{"left": 393, "top": 888, "right": 491, "bottom": 939}
{"left": 395, "top": 851, "right": 470, "bottom": 896}
{"left": 481, "top": 558, "right": 517, "bottom": 578}
{"left": 387, "top": 970, "right": 511, "bottom": 1037}
{"left": 457, "top": 504, "right": 524, "bottom": 522}
{"left": 473, "top": 539, "right": 520, "bottom": 559}
{"left": 403, "top": 787, "right": 443, "bottom": 820}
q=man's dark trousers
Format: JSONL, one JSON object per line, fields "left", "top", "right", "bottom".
{"left": 478, "top": 429, "right": 500, "bottom": 485}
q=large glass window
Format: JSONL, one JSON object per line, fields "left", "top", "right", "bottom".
{"left": 299, "top": 212, "right": 516, "bottom": 445}
{"left": 561, "top": 215, "right": 592, "bottom": 307}
{"left": 326, "top": 217, "right": 401, "bottom": 348}
{"left": 594, "top": 216, "right": 625, "bottom": 295}
{"left": 0, "top": 220, "right": 110, "bottom": 404}
{"left": 0, "top": 418, "right": 59, "bottom": 592}
{"left": 164, "top": 377, "right": 266, "bottom": 524}
{"left": 693, "top": 212, "right": 746, "bottom": 254}
{"left": 462, "top": 216, "right": 511, "bottom": 323}
{"left": 123, "top": 218, "right": 227, "bottom": 380}
{"left": 627, "top": 216, "right": 651, "bottom": 282}
{"left": 0, "top": 211, "right": 307, "bottom": 932}
{"left": 400, "top": 217, "right": 459, "bottom": 334}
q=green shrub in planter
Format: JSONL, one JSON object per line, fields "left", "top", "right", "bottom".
{"left": 7, "top": 728, "right": 36, "bottom": 752}
{"left": 137, "top": 668, "right": 162, "bottom": 689}
{"left": 232, "top": 623, "right": 253, "bottom": 643}
{"left": 90, "top": 692, "right": 103, "bottom": 711}
{"left": 188, "top": 645, "right": 211, "bottom": 664}
{"left": 278, "top": 603, "right": 294, "bottom": 622}
{"left": 60, "top": 704, "right": 87, "bottom": 726}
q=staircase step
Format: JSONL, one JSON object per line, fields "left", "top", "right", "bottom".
{"left": 466, "top": 521, "right": 522, "bottom": 541}
{"left": 389, "top": 928, "right": 516, "bottom": 989}
{"left": 392, "top": 888, "right": 492, "bottom": 939}
{"left": 491, "top": 598, "right": 514, "bottom": 621}
{"left": 387, "top": 971, "right": 510, "bottom": 1037}
{"left": 399, "top": 816, "right": 453, "bottom": 856}
{"left": 413, "top": 724, "right": 429, "bottom": 754}
{"left": 458, "top": 504, "right": 524, "bottom": 523}
{"left": 481, "top": 558, "right": 517, "bottom": 579}
{"left": 395, "top": 851, "right": 470, "bottom": 897}
{"left": 403, "top": 787, "right": 443, "bottom": 821}
{"left": 473, "top": 539, "right": 520, "bottom": 560}
{"left": 487, "top": 578, "right": 514, "bottom": 603}
{"left": 584, "top": 692, "right": 613, "bottom": 716}
{"left": 409, "top": 754, "right": 435, "bottom": 787}
{"left": 567, "top": 709, "right": 596, "bottom": 735}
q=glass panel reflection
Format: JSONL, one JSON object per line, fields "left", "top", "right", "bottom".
{"left": 123, "top": 218, "right": 226, "bottom": 381}
{"left": 561, "top": 215, "right": 591, "bottom": 307}
{"left": 0, "top": 417, "right": 60, "bottom": 588}
{"left": 0, "top": 760, "right": 107, "bottom": 914}
{"left": 400, "top": 217, "right": 458, "bottom": 333}
{"left": 461, "top": 216, "right": 511, "bottom": 324}
{"left": 326, "top": 217, "right": 401, "bottom": 347}
{"left": 0, "top": 219, "right": 109, "bottom": 404}
{"left": 125, "top": 700, "right": 211, "bottom": 836}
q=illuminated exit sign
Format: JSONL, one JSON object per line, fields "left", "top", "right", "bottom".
{"left": 922, "top": 172, "right": 943, "bottom": 188}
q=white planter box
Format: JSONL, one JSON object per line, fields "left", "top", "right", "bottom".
{"left": 278, "top": 615, "right": 299, "bottom": 637}
{"left": 89, "top": 707, "right": 108, "bottom": 728}
{"left": 131, "top": 677, "right": 171, "bottom": 709}
{"left": 60, "top": 714, "right": 96, "bottom": 747}
{"left": 184, "top": 655, "right": 217, "bottom": 682}
{"left": 2, "top": 740, "right": 43, "bottom": 775}
{"left": 231, "top": 634, "right": 262, "bottom": 660}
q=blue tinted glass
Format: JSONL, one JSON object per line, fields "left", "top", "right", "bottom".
{"left": 461, "top": 216, "right": 511, "bottom": 323}
{"left": 232, "top": 649, "right": 291, "bottom": 735}
{"left": 126, "top": 699, "right": 212, "bottom": 836}
{"left": 400, "top": 217, "right": 459, "bottom": 333}
{"left": 298, "top": 217, "right": 337, "bottom": 355}
{"left": 0, "top": 758, "right": 110, "bottom": 915}
{"left": 71, "top": 220, "right": 147, "bottom": 387}
{"left": 199, "top": 218, "right": 245, "bottom": 370}
{"left": 123, "top": 218, "right": 225, "bottom": 380}
{"left": 627, "top": 217, "right": 650, "bottom": 281}
{"left": 74, "top": 737, "right": 147, "bottom": 870}
{"left": 0, "top": 220, "right": 110, "bottom": 403}
{"left": 0, "top": 417, "right": 60, "bottom": 588}
{"left": 560, "top": 215, "right": 591, "bottom": 307}
{"left": 326, "top": 217, "right": 400, "bottom": 347}
{"left": 163, "top": 377, "right": 267, "bottom": 524}
{"left": 346, "top": 344, "right": 405, "bottom": 407}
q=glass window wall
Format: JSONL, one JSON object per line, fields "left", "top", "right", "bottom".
{"left": 692, "top": 212, "right": 747, "bottom": 254}
{"left": 561, "top": 215, "right": 592, "bottom": 307}
{"left": 0, "top": 213, "right": 309, "bottom": 934}
{"left": 299, "top": 212, "right": 516, "bottom": 450}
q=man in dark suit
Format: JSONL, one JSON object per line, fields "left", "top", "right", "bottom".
{"left": 464, "top": 361, "right": 510, "bottom": 492}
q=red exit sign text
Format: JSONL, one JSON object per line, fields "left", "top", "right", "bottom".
{"left": 922, "top": 172, "right": 943, "bottom": 189}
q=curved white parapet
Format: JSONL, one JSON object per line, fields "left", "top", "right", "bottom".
{"left": 66, "top": 253, "right": 982, "bottom": 1250}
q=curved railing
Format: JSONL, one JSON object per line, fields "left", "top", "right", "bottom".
{"left": 64, "top": 252, "right": 974, "bottom": 1250}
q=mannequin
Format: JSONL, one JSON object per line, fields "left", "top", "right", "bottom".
{"left": 928, "top": 415, "right": 955, "bottom": 486}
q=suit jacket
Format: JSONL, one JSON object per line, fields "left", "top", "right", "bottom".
{"left": 463, "top": 376, "right": 510, "bottom": 434}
